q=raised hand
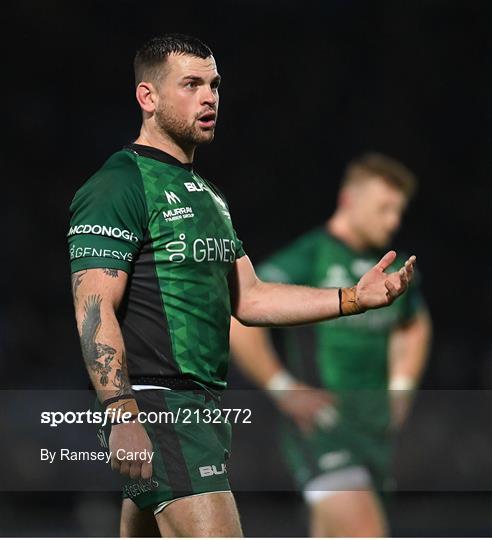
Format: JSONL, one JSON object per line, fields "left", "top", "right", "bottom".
{"left": 354, "top": 251, "right": 416, "bottom": 311}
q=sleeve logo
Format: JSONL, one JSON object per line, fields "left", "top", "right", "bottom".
{"left": 67, "top": 224, "right": 139, "bottom": 244}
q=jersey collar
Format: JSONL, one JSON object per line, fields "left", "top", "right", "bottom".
{"left": 125, "top": 143, "right": 193, "bottom": 171}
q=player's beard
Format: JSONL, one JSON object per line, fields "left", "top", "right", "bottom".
{"left": 155, "top": 102, "right": 215, "bottom": 149}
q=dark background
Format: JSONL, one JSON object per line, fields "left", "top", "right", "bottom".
{"left": 1, "top": 0, "right": 491, "bottom": 536}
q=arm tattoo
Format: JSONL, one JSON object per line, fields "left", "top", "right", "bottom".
{"left": 80, "top": 294, "right": 116, "bottom": 386}
{"left": 71, "top": 270, "right": 87, "bottom": 304}
{"left": 113, "top": 351, "right": 133, "bottom": 395}
{"left": 102, "top": 268, "right": 119, "bottom": 278}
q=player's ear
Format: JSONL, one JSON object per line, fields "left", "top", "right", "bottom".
{"left": 136, "top": 81, "right": 157, "bottom": 113}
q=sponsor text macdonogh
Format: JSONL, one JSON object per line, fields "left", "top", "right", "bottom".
{"left": 67, "top": 224, "right": 140, "bottom": 243}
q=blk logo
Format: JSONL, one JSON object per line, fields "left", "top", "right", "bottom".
{"left": 199, "top": 464, "right": 226, "bottom": 477}
{"left": 184, "top": 181, "right": 206, "bottom": 192}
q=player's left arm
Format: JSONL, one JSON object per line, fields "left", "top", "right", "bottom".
{"left": 388, "top": 308, "right": 432, "bottom": 427}
{"left": 230, "top": 251, "right": 416, "bottom": 326}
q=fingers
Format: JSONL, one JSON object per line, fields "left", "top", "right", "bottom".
{"left": 399, "top": 267, "right": 408, "bottom": 290}
{"left": 141, "top": 461, "right": 153, "bottom": 480}
{"left": 111, "top": 453, "right": 152, "bottom": 480}
{"left": 294, "top": 403, "right": 339, "bottom": 433}
{"left": 129, "top": 460, "right": 142, "bottom": 480}
{"left": 119, "top": 459, "right": 131, "bottom": 477}
{"left": 110, "top": 456, "right": 120, "bottom": 473}
{"left": 375, "top": 250, "right": 397, "bottom": 272}
{"left": 287, "top": 389, "right": 334, "bottom": 435}
{"left": 386, "top": 264, "right": 410, "bottom": 303}
{"left": 396, "top": 255, "right": 416, "bottom": 289}
{"left": 404, "top": 255, "right": 416, "bottom": 282}
{"left": 290, "top": 389, "right": 338, "bottom": 434}
{"left": 116, "top": 457, "right": 151, "bottom": 479}
{"left": 385, "top": 279, "right": 399, "bottom": 301}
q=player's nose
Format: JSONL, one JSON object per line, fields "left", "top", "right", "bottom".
{"left": 201, "top": 86, "right": 218, "bottom": 106}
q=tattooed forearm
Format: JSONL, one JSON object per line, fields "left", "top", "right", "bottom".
{"left": 113, "top": 351, "right": 133, "bottom": 396}
{"left": 102, "top": 268, "right": 119, "bottom": 278}
{"left": 71, "top": 270, "right": 87, "bottom": 304}
{"left": 80, "top": 294, "right": 116, "bottom": 386}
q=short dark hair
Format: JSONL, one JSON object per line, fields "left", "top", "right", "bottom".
{"left": 134, "top": 34, "right": 213, "bottom": 86}
{"left": 341, "top": 152, "right": 417, "bottom": 199}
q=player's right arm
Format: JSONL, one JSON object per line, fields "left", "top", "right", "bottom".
{"left": 71, "top": 268, "right": 153, "bottom": 480}
{"left": 71, "top": 268, "right": 129, "bottom": 401}
{"left": 229, "top": 317, "right": 333, "bottom": 433}
{"left": 68, "top": 157, "right": 152, "bottom": 479}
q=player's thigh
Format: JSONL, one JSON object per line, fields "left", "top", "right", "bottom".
{"left": 120, "top": 497, "right": 160, "bottom": 537}
{"left": 309, "top": 489, "right": 388, "bottom": 538}
{"left": 155, "top": 491, "right": 243, "bottom": 537}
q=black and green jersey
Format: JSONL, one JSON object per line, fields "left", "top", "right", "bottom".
{"left": 257, "top": 227, "right": 424, "bottom": 392}
{"left": 68, "top": 144, "right": 245, "bottom": 389}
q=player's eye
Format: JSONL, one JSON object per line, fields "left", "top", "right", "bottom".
{"left": 185, "top": 81, "right": 198, "bottom": 89}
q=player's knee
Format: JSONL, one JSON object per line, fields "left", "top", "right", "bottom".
{"left": 154, "top": 492, "right": 243, "bottom": 538}
{"left": 315, "top": 513, "right": 386, "bottom": 538}
{"left": 352, "top": 520, "right": 387, "bottom": 538}
{"left": 165, "top": 517, "right": 242, "bottom": 538}
{"left": 309, "top": 486, "right": 388, "bottom": 538}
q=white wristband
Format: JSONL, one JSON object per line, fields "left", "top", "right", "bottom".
{"left": 389, "top": 375, "right": 417, "bottom": 392}
{"left": 265, "top": 370, "right": 296, "bottom": 398}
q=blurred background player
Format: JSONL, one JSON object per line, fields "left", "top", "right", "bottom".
{"left": 230, "top": 153, "right": 432, "bottom": 537}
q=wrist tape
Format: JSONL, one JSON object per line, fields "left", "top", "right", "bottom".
{"left": 338, "top": 286, "right": 365, "bottom": 316}
{"left": 102, "top": 394, "right": 140, "bottom": 417}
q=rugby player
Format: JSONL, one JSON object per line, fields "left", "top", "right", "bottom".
{"left": 230, "top": 153, "right": 432, "bottom": 537}
{"left": 68, "top": 35, "right": 416, "bottom": 537}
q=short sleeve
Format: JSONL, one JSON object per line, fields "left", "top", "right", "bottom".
{"left": 234, "top": 232, "right": 246, "bottom": 259}
{"left": 68, "top": 160, "right": 148, "bottom": 274}
{"left": 256, "top": 229, "right": 320, "bottom": 285}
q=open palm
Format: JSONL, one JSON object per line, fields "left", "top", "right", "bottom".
{"left": 357, "top": 251, "right": 416, "bottom": 310}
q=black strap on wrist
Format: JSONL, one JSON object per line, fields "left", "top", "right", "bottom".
{"left": 102, "top": 394, "right": 134, "bottom": 408}
{"left": 338, "top": 288, "right": 343, "bottom": 316}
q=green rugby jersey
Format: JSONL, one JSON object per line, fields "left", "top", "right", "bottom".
{"left": 68, "top": 143, "right": 245, "bottom": 389}
{"left": 257, "top": 227, "right": 423, "bottom": 392}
